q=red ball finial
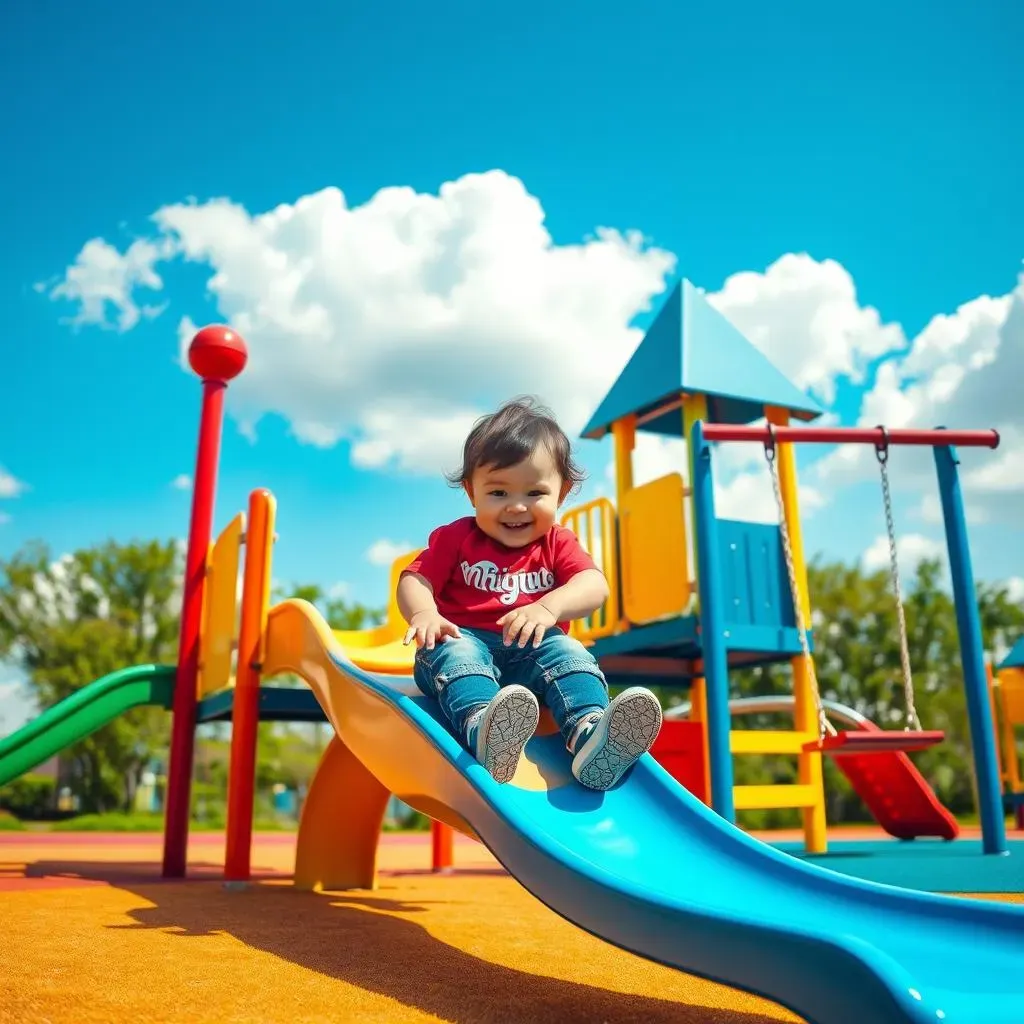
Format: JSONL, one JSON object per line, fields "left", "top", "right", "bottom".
{"left": 188, "top": 325, "right": 248, "bottom": 382}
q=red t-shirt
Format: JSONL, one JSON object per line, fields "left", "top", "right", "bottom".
{"left": 403, "top": 517, "right": 598, "bottom": 634}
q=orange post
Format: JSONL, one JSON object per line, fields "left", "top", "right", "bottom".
{"left": 225, "top": 488, "right": 276, "bottom": 882}
{"left": 431, "top": 820, "right": 454, "bottom": 871}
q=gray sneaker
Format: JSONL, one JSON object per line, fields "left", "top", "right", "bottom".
{"left": 571, "top": 687, "right": 663, "bottom": 791}
{"left": 473, "top": 685, "right": 540, "bottom": 783}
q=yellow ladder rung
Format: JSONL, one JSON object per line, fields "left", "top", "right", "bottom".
{"left": 729, "top": 730, "right": 818, "bottom": 755}
{"left": 733, "top": 784, "right": 819, "bottom": 810}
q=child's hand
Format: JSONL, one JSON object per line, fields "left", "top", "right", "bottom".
{"left": 497, "top": 602, "right": 557, "bottom": 648}
{"left": 403, "top": 611, "right": 462, "bottom": 650}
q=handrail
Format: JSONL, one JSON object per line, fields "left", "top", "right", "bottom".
{"left": 666, "top": 694, "right": 872, "bottom": 729}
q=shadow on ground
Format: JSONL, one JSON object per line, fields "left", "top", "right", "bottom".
{"left": 18, "top": 859, "right": 802, "bottom": 1024}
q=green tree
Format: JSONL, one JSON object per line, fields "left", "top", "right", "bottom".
{"left": 0, "top": 539, "right": 181, "bottom": 812}
{"left": 276, "top": 582, "right": 385, "bottom": 631}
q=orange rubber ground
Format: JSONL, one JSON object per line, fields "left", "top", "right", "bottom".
{"left": 1, "top": 830, "right": 1020, "bottom": 1024}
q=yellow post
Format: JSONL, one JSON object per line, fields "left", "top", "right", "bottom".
{"left": 611, "top": 415, "right": 636, "bottom": 509}
{"left": 765, "top": 406, "right": 827, "bottom": 854}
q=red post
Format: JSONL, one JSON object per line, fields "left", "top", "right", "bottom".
{"left": 162, "top": 325, "right": 248, "bottom": 879}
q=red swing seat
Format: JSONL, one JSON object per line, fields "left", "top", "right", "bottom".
{"left": 803, "top": 725, "right": 945, "bottom": 755}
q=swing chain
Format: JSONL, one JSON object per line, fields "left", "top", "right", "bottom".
{"left": 874, "top": 428, "right": 923, "bottom": 732}
{"left": 764, "top": 426, "right": 836, "bottom": 741}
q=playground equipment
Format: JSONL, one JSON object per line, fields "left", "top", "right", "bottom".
{"left": 0, "top": 286, "right": 1010, "bottom": 859}
{"left": 2, "top": 305, "right": 1023, "bottom": 1022}
{"left": 192, "top": 276, "right": 1004, "bottom": 866}
{"left": 992, "top": 636, "right": 1024, "bottom": 829}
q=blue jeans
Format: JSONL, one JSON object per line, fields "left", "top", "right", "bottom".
{"left": 413, "top": 627, "right": 608, "bottom": 749}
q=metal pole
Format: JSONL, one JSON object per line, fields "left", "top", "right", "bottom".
{"left": 689, "top": 420, "right": 735, "bottom": 822}
{"left": 933, "top": 441, "right": 1007, "bottom": 855}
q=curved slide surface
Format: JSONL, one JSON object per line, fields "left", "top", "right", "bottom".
{"left": 0, "top": 665, "right": 175, "bottom": 787}
{"left": 263, "top": 600, "right": 1024, "bottom": 1024}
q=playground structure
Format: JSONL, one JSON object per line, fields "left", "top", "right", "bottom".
{"left": 2, "top": 290, "right": 1024, "bottom": 1024}
{"left": 0, "top": 288, "right": 1018, "bottom": 863}
{"left": 186, "top": 279, "right": 1009, "bottom": 864}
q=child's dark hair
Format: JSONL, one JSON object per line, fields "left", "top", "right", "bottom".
{"left": 446, "top": 396, "right": 586, "bottom": 493}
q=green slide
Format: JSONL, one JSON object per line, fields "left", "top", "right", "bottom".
{"left": 0, "top": 664, "right": 176, "bottom": 787}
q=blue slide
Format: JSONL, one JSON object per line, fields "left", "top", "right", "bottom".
{"left": 265, "top": 599, "right": 1024, "bottom": 1024}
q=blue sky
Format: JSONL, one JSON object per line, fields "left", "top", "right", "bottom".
{"left": 2, "top": 0, "right": 1023, "bottom": 730}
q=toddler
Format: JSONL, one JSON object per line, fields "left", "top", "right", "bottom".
{"left": 398, "top": 396, "right": 663, "bottom": 790}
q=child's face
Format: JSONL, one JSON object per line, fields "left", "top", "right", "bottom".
{"left": 465, "top": 445, "right": 570, "bottom": 548}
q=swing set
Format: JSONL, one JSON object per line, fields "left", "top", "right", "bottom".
{"left": 700, "top": 422, "right": 1000, "bottom": 757}
{"left": 763, "top": 423, "right": 945, "bottom": 757}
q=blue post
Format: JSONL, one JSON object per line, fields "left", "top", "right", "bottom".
{"left": 689, "top": 420, "right": 736, "bottom": 823}
{"left": 933, "top": 441, "right": 1007, "bottom": 855}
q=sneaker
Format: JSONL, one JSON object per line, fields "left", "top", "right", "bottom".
{"left": 471, "top": 685, "right": 540, "bottom": 784}
{"left": 571, "top": 687, "right": 663, "bottom": 791}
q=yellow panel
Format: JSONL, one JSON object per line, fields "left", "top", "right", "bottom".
{"left": 998, "top": 668, "right": 1024, "bottom": 723}
{"left": 996, "top": 668, "right": 1024, "bottom": 792}
{"left": 560, "top": 498, "right": 620, "bottom": 642}
{"left": 198, "top": 512, "right": 245, "bottom": 697}
{"left": 729, "top": 730, "right": 817, "bottom": 755}
{"left": 619, "top": 473, "right": 689, "bottom": 625}
{"left": 344, "top": 638, "right": 416, "bottom": 674}
{"left": 386, "top": 549, "right": 421, "bottom": 635}
{"left": 733, "top": 784, "right": 818, "bottom": 810}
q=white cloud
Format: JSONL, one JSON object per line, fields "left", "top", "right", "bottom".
{"left": 862, "top": 532, "right": 945, "bottom": 575}
{"left": 365, "top": 539, "right": 414, "bottom": 566}
{"left": 41, "top": 237, "right": 172, "bottom": 331}
{"left": 1005, "top": 577, "right": 1024, "bottom": 604}
{"left": 42, "top": 173, "right": 1024, "bottom": 540}
{"left": 706, "top": 253, "right": 905, "bottom": 405}
{"left": 0, "top": 466, "right": 27, "bottom": 499}
{"left": 171, "top": 473, "right": 192, "bottom": 491}
{"left": 90, "top": 171, "right": 673, "bottom": 475}
{"left": 813, "top": 270, "right": 1024, "bottom": 522}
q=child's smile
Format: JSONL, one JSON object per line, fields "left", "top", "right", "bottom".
{"left": 466, "top": 446, "right": 567, "bottom": 548}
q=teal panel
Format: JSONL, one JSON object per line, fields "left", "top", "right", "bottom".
{"left": 681, "top": 280, "right": 823, "bottom": 424}
{"left": 582, "top": 281, "right": 685, "bottom": 438}
{"left": 717, "top": 519, "right": 795, "bottom": 630}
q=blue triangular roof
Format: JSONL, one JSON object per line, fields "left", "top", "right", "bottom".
{"left": 582, "top": 279, "right": 824, "bottom": 439}
{"left": 998, "top": 636, "right": 1024, "bottom": 670}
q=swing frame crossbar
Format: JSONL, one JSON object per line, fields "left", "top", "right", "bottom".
{"left": 700, "top": 425, "right": 1000, "bottom": 448}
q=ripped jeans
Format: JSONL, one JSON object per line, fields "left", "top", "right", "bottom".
{"left": 413, "top": 627, "right": 608, "bottom": 750}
